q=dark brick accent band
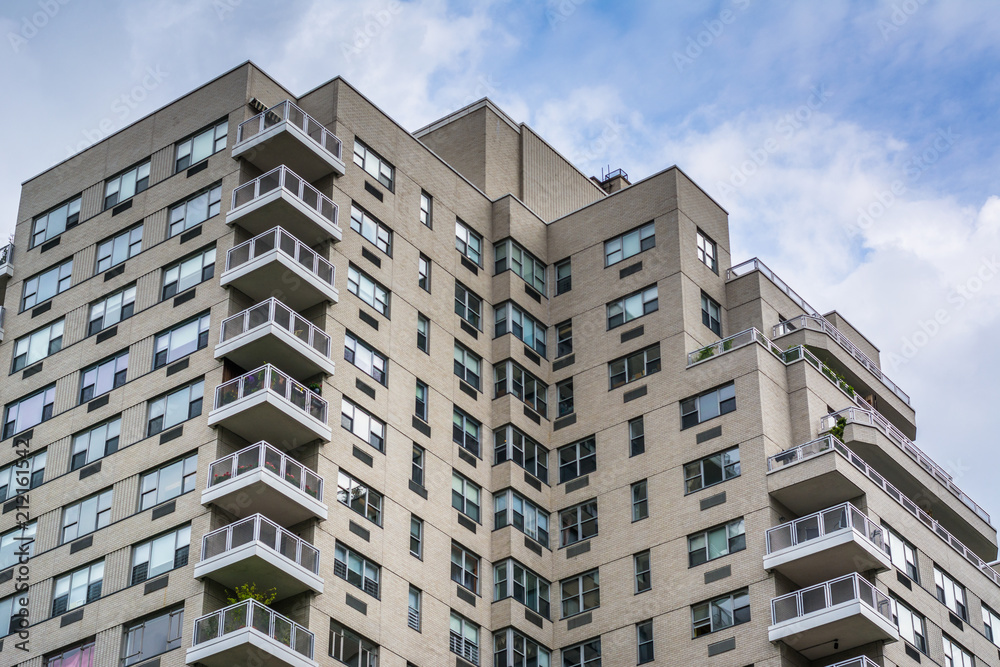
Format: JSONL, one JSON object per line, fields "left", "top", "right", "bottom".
{"left": 70, "top": 535, "right": 93, "bottom": 554}
{"left": 700, "top": 491, "right": 727, "bottom": 510}
{"left": 523, "top": 471, "right": 542, "bottom": 490}
{"left": 353, "top": 446, "right": 374, "bottom": 467}
{"left": 31, "top": 301, "right": 52, "bottom": 317}
{"left": 459, "top": 381, "right": 478, "bottom": 399}
{"left": 553, "top": 414, "right": 576, "bottom": 431}
{"left": 412, "top": 416, "right": 431, "bottom": 437}
{"left": 22, "top": 363, "right": 43, "bottom": 379}
{"left": 566, "top": 541, "right": 591, "bottom": 558}
{"left": 151, "top": 500, "right": 176, "bottom": 520}
{"left": 619, "top": 261, "right": 642, "bottom": 278}
{"left": 186, "top": 160, "right": 208, "bottom": 177}
{"left": 896, "top": 571, "right": 913, "bottom": 589}
{"left": 79, "top": 461, "right": 102, "bottom": 479}
{"left": 349, "top": 521, "right": 371, "bottom": 542}
{"left": 620, "top": 325, "right": 644, "bottom": 344}
{"left": 166, "top": 358, "right": 189, "bottom": 376}
{"left": 2, "top": 499, "right": 19, "bottom": 514}
{"left": 364, "top": 181, "right": 384, "bottom": 201}
{"left": 457, "top": 513, "right": 477, "bottom": 533}
{"left": 103, "top": 264, "right": 126, "bottom": 281}
{"left": 355, "top": 378, "right": 377, "bottom": 399}
{"left": 523, "top": 406, "right": 541, "bottom": 424}
{"left": 87, "top": 394, "right": 110, "bottom": 412}
{"left": 456, "top": 586, "right": 477, "bottom": 606}
{"left": 524, "top": 609, "right": 544, "bottom": 628}
{"left": 95, "top": 326, "right": 118, "bottom": 344}
{"left": 523, "top": 346, "right": 541, "bottom": 365}
{"left": 459, "top": 320, "right": 479, "bottom": 338}
{"left": 552, "top": 354, "right": 575, "bottom": 371}
{"left": 60, "top": 608, "right": 84, "bottom": 627}
{"left": 159, "top": 426, "right": 183, "bottom": 444}
{"left": 567, "top": 612, "right": 592, "bottom": 630}
{"left": 707, "top": 637, "right": 735, "bottom": 656}
{"left": 358, "top": 309, "right": 380, "bottom": 330}
{"left": 144, "top": 576, "right": 169, "bottom": 595}
{"left": 458, "top": 448, "right": 477, "bottom": 468}
{"left": 112, "top": 199, "right": 133, "bottom": 216}
{"left": 40, "top": 237, "right": 61, "bottom": 252}
{"left": 346, "top": 592, "right": 368, "bottom": 615}
{"left": 524, "top": 284, "right": 542, "bottom": 303}
{"left": 173, "top": 289, "right": 196, "bottom": 307}
{"left": 0, "top": 569, "right": 12, "bottom": 584}
{"left": 408, "top": 479, "right": 428, "bottom": 499}
{"left": 179, "top": 226, "right": 203, "bottom": 244}
{"left": 565, "top": 476, "right": 589, "bottom": 493}
{"left": 623, "top": 385, "right": 647, "bottom": 403}
{"left": 361, "top": 247, "right": 382, "bottom": 268}
{"left": 704, "top": 565, "right": 731, "bottom": 584}
{"left": 524, "top": 536, "right": 543, "bottom": 556}
{"left": 460, "top": 256, "right": 479, "bottom": 275}
{"left": 696, "top": 425, "right": 722, "bottom": 443}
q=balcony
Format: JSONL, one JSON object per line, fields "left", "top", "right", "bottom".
{"left": 202, "top": 442, "right": 327, "bottom": 525}
{"left": 187, "top": 599, "right": 316, "bottom": 667}
{"left": 769, "top": 573, "right": 898, "bottom": 659}
{"left": 764, "top": 503, "right": 891, "bottom": 586}
{"left": 194, "top": 513, "right": 323, "bottom": 599}
{"left": 0, "top": 243, "right": 11, "bottom": 282}
{"left": 823, "top": 659, "right": 879, "bottom": 667}
{"left": 215, "top": 298, "right": 334, "bottom": 380}
{"left": 227, "top": 166, "right": 341, "bottom": 246}
{"left": 207, "top": 364, "right": 331, "bottom": 449}
{"left": 221, "top": 227, "right": 338, "bottom": 311}
{"left": 233, "top": 99, "right": 346, "bottom": 181}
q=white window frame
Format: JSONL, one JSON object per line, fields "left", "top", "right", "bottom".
{"left": 934, "top": 567, "right": 968, "bottom": 620}
{"left": 494, "top": 360, "right": 548, "bottom": 417}
{"left": 420, "top": 191, "right": 432, "bottom": 227}
{"left": 139, "top": 453, "right": 197, "bottom": 511}
{"left": 353, "top": 140, "right": 394, "bottom": 190}
{"left": 684, "top": 446, "right": 741, "bottom": 493}
{"left": 449, "top": 611, "right": 479, "bottom": 665}
{"left": 559, "top": 500, "right": 598, "bottom": 547}
{"left": 12, "top": 318, "right": 64, "bottom": 371}
{"left": 337, "top": 470, "right": 383, "bottom": 526}
{"left": 3, "top": 384, "right": 56, "bottom": 439}
{"left": 984, "top": 603, "right": 1000, "bottom": 647}
{"left": 153, "top": 312, "right": 210, "bottom": 368}
{"left": 885, "top": 524, "right": 919, "bottom": 581}
{"left": 348, "top": 264, "right": 390, "bottom": 316}
{"left": 687, "top": 518, "right": 746, "bottom": 566}
{"left": 175, "top": 119, "right": 228, "bottom": 172}
{"left": 31, "top": 196, "right": 81, "bottom": 248}
{"left": 608, "top": 343, "right": 661, "bottom": 389}
{"left": 605, "top": 221, "right": 654, "bottom": 266}
{"left": 943, "top": 635, "right": 974, "bottom": 667}
{"left": 88, "top": 284, "right": 137, "bottom": 336}
{"left": 494, "top": 488, "right": 549, "bottom": 547}
{"left": 96, "top": 223, "right": 143, "bottom": 273}
{"left": 494, "top": 239, "right": 546, "bottom": 294}
{"left": 62, "top": 489, "right": 112, "bottom": 543}
{"left": 350, "top": 204, "right": 392, "bottom": 255}
{"left": 454, "top": 282, "right": 483, "bottom": 329}
{"left": 0, "top": 450, "right": 46, "bottom": 501}
{"left": 408, "top": 586, "right": 422, "bottom": 631}
{"left": 330, "top": 619, "right": 379, "bottom": 666}
{"left": 415, "top": 379, "right": 428, "bottom": 422}
{"left": 451, "top": 541, "right": 481, "bottom": 594}
{"left": 691, "top": 589, "right": 750, "bottom": 637}
{"left": 892, "top": 596, "right": 927, "bottom": 654}
{"left": 493, "top": 559, "right": 551, "bottom": 618}
{"left": 452, "top": 407, "right": 481, "bottom": 456}
{"left": 409, "top": 515, "right": 423, "bottom": 558}
{"left": 418, "top": 253, "right": 431, "bottom": 291}
{"left": 79, "top": 350, "right": 129, "bottom": 403}
{"left": 122, "top": 606, "right": 184, "bottom": 666}
{"left": 0, "top": 522, "right": 36, "bottom": 571}
{"left": 146, "top": 381, "right": 204, "bottom": 437}
{"left": 558, "top": 437, "right": 596, "bottom": 484}
{"left": 634, "top": 550, "right": 651, "bottom": 593}
{"left": 607, "top": 285, "right": 658, "bottom": 329}
{"left": 131, "top": 524, "right": 191, "bottom": 585}
{"left": 452, "top": 472, "right": 481, "bottom": 523}
{"left": 167, "top": 184, "right": 222, "bottom": 238}
{"left": 344, "top": 332, "right": 388, "bottom": 385}
{"left": 701, "top": 291, "right": 722, "bottom": 336}
{"left": 681, "top": 382, "right": 736, "bottom": 429}
{"left": 560, "top": 569, "right": 599, "bottom": 618}
{"left": 455, "top": 219, "right": 483, "bottom": 266}
{"left": 417, "top": 313, "right": 430, "bottom": 353}
{"left": 454, "top": 342, "right": 482, "bottom": 389}
{"left": 162, "top": 247, "right": 216, "bottom": 299}
{"left": 341, "top": 397, "right": 386, "bottom": 451}
{"left": 494, "top": 424, "right": 549, "bottom": 484}
{"left": 495, "top": 301, "right": 547, "bottom": 356}
{"left": 104, "top": 160, "right": 151, "bottom": 209}
{"left": 51, "top": 559, "right": 104, "bottom": 616}
{"left": 334, "top": 541, "right": 381, "bottom": 597}
{"left": 21, "top": 259, "right": 72, "bottom": 311}
{"left": 697, "top": 229, "right": 718, "bottom": 272}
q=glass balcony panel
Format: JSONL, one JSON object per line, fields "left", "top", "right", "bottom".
{"left": 795, "top": 517, "right": 820, "bottom": 543}
{"left": 801, "top": 586, "right": 826, "bottom": 614}
{"left": 231, "top": 518, "right": 256, "bottom": 548}
{"left": 237, "top": 448, "right": 260, "bottom": 476}
{"left": 773, "top": 596, "right": 798, "bottom": 623}
{"left": 204, "top": 531, "right": 228, "bottom": 559}
{"left": 830, "top": 577, "right": 855, "bottom": 605}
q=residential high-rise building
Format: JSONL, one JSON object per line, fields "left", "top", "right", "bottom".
{"left": 1, "top": 61, "right": 997, "bottom": 667}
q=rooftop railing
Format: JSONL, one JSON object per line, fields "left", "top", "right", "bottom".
{"left": 232, "top": 165, "right": 338, "bottom": 225}
{"left": 822, "top": 407, "right": 990, "bottom": 524}
{"left": 728, "top": 258, "right": 821, "bottom": 317}
{"left": 214, "top": 363, "right": 328, "bottom": 424}
{"left": 220, "top": 297, "right": 331, "bottom": 358}
{"left": 192, "top": 598, "right": 314, "bottom": 658}
{"left": 766, "top": 502, "right": 886, "bottom": 555}
{"left": 225, "top": 226, "right": 335, "bottom": 286}
{"left": 236, "top": 99, "right": 343, "bottom": 160}
{"left": 771, "top": 572, "right": 892, "bottom": 625}
{"left": 208, "top": 441, "right": 323, "bottom": 502}
{"left": 0, "top": 243, "right": 11, "bottom": 270}
{"left": 774, "top": 314, "right": 910, "bottom": 404}
{"left": 823, "top": 659, "right": 879, "bottom": 667}
{"left": 768, "top": 434, "right": 1000, "bottom": 588}
{"left": 202, "top": 513, "right": 320, "bottom": 573}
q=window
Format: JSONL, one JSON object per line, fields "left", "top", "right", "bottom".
{"left": 681, "top": 382, "right": 736, "bottom": 429}
{"left": 420, "top": 191, "right": 432, "bottom": 227}
{"left": 131, "top": 524, "right": 191, "bottom": 584}
{"left": 12, "top": 318, "right": 64, "bottom": 371}
{"left": 607, "top": 285, "right": 658, "bottom": 329}
{"left": 3, "top": 384, "right": 55, "bottom": 439}
{"left": 561, "top": 569, "right": 599, "bottom": 618}
{"left": 634, "top": 551, "right": 651, "bottom": 593}
{"left": 494, "top": 361, "right": 548, "bottom": 417}
{"left": 494, "top": 424, "right": 549, "bottom": 483}
{"left": 701, "top": 292, "right": 722, "bottom": 336}
{"left": 62, "top": 489, "right": 112, "bottom": 543}
{"left": 418, "top": 253, "right": 431, "bottom": 291}
{"left": 408, "top": 586, "right": 422, "bottom": 631}
{"left": 892, "top": 596, "right": 927, "bottom": 654}
{"left": 167, "top": 184, "right": 222, "bottom": 237}
{"left": 0, "top": 450, "right": 46, "bottom": 500}
{"left": 175, "top": 119, "right": 227, "bottom": 171}
{"left": 329, "top": 619, "right": 379, "bottom": 666}
{"left": 88, "top": 284, "right": 137, "bottom": 335}
{"left": 636, "top": 620, "right": 654, "bottom": 664}
{"left": 79, "top": 350, "right": 129, "bottom": 403}
{"left": 21, "top": 258, "right": 72, "bottom": 311}
{"left": 452, "top": 407, "right": 481, "bottom": 456}
{"left": 337, "top": 470, "right": 383, "bottom": 525}
{"left": 122, "top": 607, "right": 183, "bottom": 666}
{"left": 562, "top": 638, "right": 600, "bottom": 667}
{"left": 605, "top": 222, "right": 654, "bottom": 266}
{"left": 934, "top": 567, "right": 968, "bottom": 620}
{"left": 494, "top": 628, "right": 551, "bottom": 667}
{"left": 44, "top": 639, "right": 96, "bottom": 667}
{"left": 417, "top": 313, "right": 430, "bottom": 353}
{"left": 494, "top": 489, "right": 550, "bottom": 547}
{"left": 559, "top": 500, "right": 598, "bottom": 547}
{"left": 494, "top": 559, "right": 551, "bottom": 618}
{"left": 348, "top": 265, "right": 390, "bottom": 316}
{"left": 353, "top": 140, "right": 394, "bottom": 190}
{"left": 449, "top": 612, "right": 479, "bottom": 665}
{"left": 556, "top": 320, "right": 572, "bottom": 358}
{"left": 52, "top": 560, "right": 103, "bottom": 616}
{"left": 453, "top": 343, "right": 482, "bottom": 390}
{"left": 104, "top": 161, "right": 150, "bottom": 209}
{"left": 350, "top": 204, "right": 392, "bottom": 255}
{"left": 415, "top": 380, "right": 428, "bottom": 421}
{"left": 0, "top": 593, "right": 25, "bottom": 638}
{"left": 558, "top": 437, "right": 596, "bottom": 484}
{"left": 629, "top": 417, "right": 645, "bottom": 456}
{"left": 684, "top": 446, "right": 740, "bottom": 493}
{"left": 455, "top": 282, "right": 483, "bottom": 330}
{"left": 31, "top": 196, "right": 81, "bottom": 248}
{"left": 884, "top": 525, "right": 919, "bottom": 581}
{"left": 409, "top": 515, "right": 423, "bottom": 558}
{"left": 451, "top": 542, "right": 480, "bottom": 593}
{"left": 0, "top": 522, "right": 35, "bottom": 570}
{"left": 452, "top": 472, "right": 481, "bottom": 522}
{"left": 96, "top": 223, "right": 143, "bottom": 273}
{"left": 555, "top": 258, "right": 572, "bottom": 295}
{"left": 691, "top": 589, "right": 750, "bottom": 637}
{"left": 455, "top": 219, "right": 483, "bottom": 266}
{"left": 344, "top": 332, "right": 388, "bottom": 385}
{"left": 697, "top": 229, "right": 718, "bottom": 272}
{"left": 146, "top": 380, "right": 204, "bottom": 437}
{"left": 334, "top": 542, "right": 381, "bottom": 597}
{"left": 341, "top": 398, "right": 386, "bottom": 451}
{"left": 631, "top": 480, "right": 648, "bottom": 521}
{"left": 983, "top": 604, "right": 1000, "bottom": 647}
{"left": 942, "top": 636, "right": 974, "bottom": 667}
{"left": 688, "top": 518, "right": 746, "bottom": 566}
{"left": 162, "top": 246, "right": 215, "bottom": 299}
{"left": 495, "top": 302, "right": 547, "bottom": 356}
{"left": 154, "top": 312, "right": 210, "bottom": 368}
{"left": 556, "top": 379, "right": 574, "bottom": 418}
{"left": 495, "top": 239, "right": 546, "bottom": 293}
{"left": 608, "top": 344, "right": 660, "bottom": 389}
{"left": 411, "top": 444, "right": 425, "bottom": 487}
{"left": 139, "top": 453, "right": 197, "bottom": 510}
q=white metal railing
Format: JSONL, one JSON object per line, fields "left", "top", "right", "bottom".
{"left": 728, "top": 258, "right": 821, "bottom": 317}
{"left": 768, "top": 434, "right": 1000, "bottom": 588}
{"left": 774, "top": 315, "right": 910, "bottom": 404}
{"left": 450, "top": 631, "right": 479, "bottom": 665}
{"left": 687, "top": 327, "right": 784, "bottom": 365}
{"left": 214, "top": 363, "right": 328, "bottom": 424}
{"left": 766, "top": 502, "right": 887, "bottom": 555}
{"left": 192, "top": 598, "right": 314, "bottom": 658}
{"left": 771, "top": 573, "right": 892, "bottom": 625}
{"left": 202, "top": 513, "right": 320, "bottom": 573}
{"left": 225, "top": 226, "right": 335, "bottom": 286}
{"left": 0, "top": 243, "right": 11, "bottom": 270}
{"left": 236, "top": 99, "right": 343, "bottom": 160}
{"left": 822, "top": 407, "right": 990, "bottom": 524}
{"left": 220, "top": 297, "right": 331, "bottom": 358}
{"left": 208, "top": 441, "right": 323, "bottom": 502}
{"left": 823, "top": 659, "right": 879, "bottom": 667}
{"left": 232, "top": 165, "right": 338, "bottom": 225}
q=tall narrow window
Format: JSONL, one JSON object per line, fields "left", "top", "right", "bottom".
{"left": 555, "top": 258, "right": 572, "bottom": 294}
{"left": 556, "top": 320, "right": 573, "bottom": 357}
{"left": 455, "top": 282, "right": 483, "bottom": 330}
{"left": 637, "top": 620, "right": 654, "bottom": 664}
{"left": 409, "top": 515, "right": 423, "bottom": 558}
{"left": 634, "top": 550, "right": 651, "bottom": 593}
{"left": 451, "top": 542, "right": 481, "bottom": 593}
{"left": 631, "top": 480, "right": 648, "bottom": 521}
{"left": 417, "top": 313, "right": 430, "bottom": 353}
{"left": 452, "top": 472, "right": 481, "bottom": 522}
{"left": 418, "top": 254, "right": 431, "bottom": 291}
{"left": 557, "top": 379, "right": 574, "bottom": 417}
{"left": 455, "top": 219, "right": 483, "bottom": 266}
{"left": 415, "top": 380, "right": 429, "bottom": 422}
{"left": 449, "top": 612, "right": 479, "bottom": 665}
{"left": 629, "top": 417, "right": 645, "bottom": 456}
{"left": 420, "top": 191, "right": 432, "bottom": 227}
{"left": 411, "top": 444, "right": 425, "bottom": 487}
{"left": 408, "top": 586, "right": 422, "bottom": 631}
{"left": 701, "top": 291, "right": 722, "bottom": 336}
{"left": 697, "top": 229, "right": 718, "bottom": 272}
{"left": 562, "top": 638, "right": 600, "bottom": 667}
{"left": 453, "top": 408, "right": 481, "bottom": 456}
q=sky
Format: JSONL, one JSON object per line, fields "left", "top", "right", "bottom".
{"left": 1, "top": 1, "right": 999, "bottom": 529}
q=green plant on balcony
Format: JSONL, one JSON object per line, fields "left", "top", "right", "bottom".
{"left": 212, "top": 471, "right": 232, "bottom": 485}
{"left": 722, "top": 338, "right": 734, "bottom": 351}
{"left": 694, "top": 346, "right": 715, "bottom": 362}
{"left": 304, "top": 485, "right": 318, "bottom": 498}
{"left": 829, "top": 417, "right": 847, "bottom": 442}
{"left": 220, "top": 383, "right": 240, "bottom": 405}
{"left": 227, "top": 582, "right": 278, "bottom": 606}
{"left": 307, "top": 382, "right": 322, "bottom": 395}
